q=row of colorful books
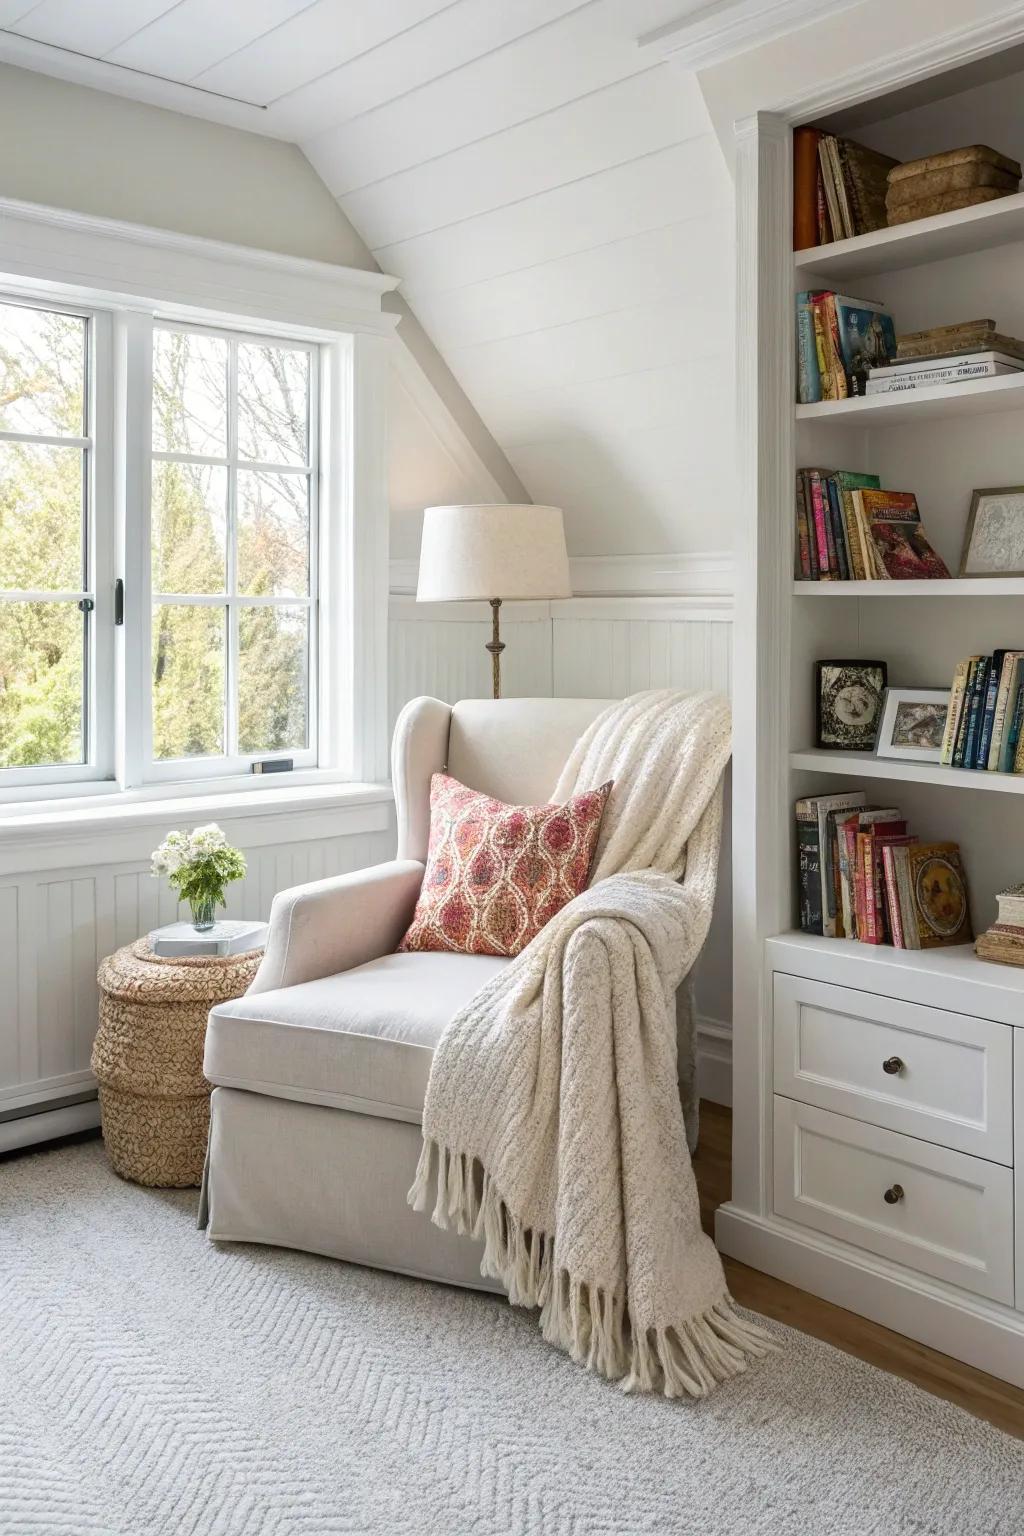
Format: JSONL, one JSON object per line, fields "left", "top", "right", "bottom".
{"left": 796, "top": 790, "right": 971, "bottom": 949}
{"left": 976, "top": 883, "right": 1024, "bottom": 969}
{"left": 793, "top": 128, "right": 897, "bottom": 249}
{"left": 796, "top": 290, "right": 896, "bottom": 402}
{"left": 866, "top": 318, "right": 1024, "bottom": 395}
{"left": 795, "top": 470, "right": 950, "bottom": 581}
{"left": 941, "top": 651, "right": 1024, "bottom": 772}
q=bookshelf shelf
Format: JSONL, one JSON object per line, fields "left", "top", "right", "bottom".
{"left": 796, "top": 370, "right": 1024, "bottom": 426}
{"left": 793, "top": 189, "right": 1024, "bottom": 282}
{"left": 792, "top": 578, "right": 1024, "bottom": 596}
{"left": 790, "top": 749, "right": 1024, "bottom": 793}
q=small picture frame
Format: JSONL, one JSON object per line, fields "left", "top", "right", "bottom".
{"left": 959, "top": 487, "right": 1024, "bottom": 577}
{"left": 815, "top": 659, "right": 888, "bottom": 751}
{"left": 875, "top": 687, "right": 952, "bottom": 762}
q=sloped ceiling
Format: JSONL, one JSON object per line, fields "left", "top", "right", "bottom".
{"left": 0, "top": 0, "right": 736, "bottom": 558}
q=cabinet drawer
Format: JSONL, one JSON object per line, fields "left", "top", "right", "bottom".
{"left": 773, "top": 973, "right": 1012, "bottom": 1163}
{"left": 774, "top": 1097, "right": 1014, "bottom": 1304}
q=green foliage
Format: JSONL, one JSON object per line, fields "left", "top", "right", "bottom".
{"left": 151, "top": 824, "right": 246, "bottom": 912}
{"left": 1, "top": 310, "right": 311, "bottom": 773}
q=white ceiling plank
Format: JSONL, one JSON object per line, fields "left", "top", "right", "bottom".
{"left": 326, "top": 68, "right": 708, "bottom": 249}
{"left": 372, "top": 137, "right": 724, "bottom": 291}
{"left": 403, "top": 218, "right": 731, "bottom": 350}
{"left": 283, "top": 0, "right": 608, "bottom": 150}
{"left": 505, "top": 434, "right": 733, "bottom": 555}
{"left": 440, "top": 297, "right": 726, "bottom": 408}
{"left": 106, "top": 0, "right": 316, "bottom": 84}
{"left": 10, "top": 0, "right": 179, "bottom": 57}
{"left": 0, "top": 1, "right": 44, "bottom": 25}
{"left": 479, "top": 356, "right": 734, "bottom": 449}
{"left": 194, "top": 0, "right": 453, "bottom": 104}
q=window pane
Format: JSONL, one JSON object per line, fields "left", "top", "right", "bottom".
{"left": 151, "top": 460, "right": 227, "bottom": 595}
{"left": 152, "top": 329, "right": 227, "bottom": 456}
{"left": 237, "top": 470, "right": 309, "bottom": 597}
{"left": 237, "top": 343, "right": 309, "bottom": 466}
{"left": 238, "top": 604, "right": 308, "bottom": 754}
{"left": 152, "top": 604, "right": 225, "bottom": 760}
{"left": 0, "top": 600, "right": 83, "bottom": 767}
{"left": 0, "top": 302, "right": 86, "bottom": 438}
{"left": 0, "top": 440, "right": 84, "bottom": 591}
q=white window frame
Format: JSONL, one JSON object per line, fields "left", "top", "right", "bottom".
{"left": 0, "top": 198, "right": 396, "bottom": 808}
{"left": 142, "top": 318, "right": 321, "bottom": 784}
{"left": 0, "top": 295, "right": 115, "bottom": 789}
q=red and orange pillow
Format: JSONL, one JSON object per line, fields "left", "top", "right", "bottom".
{"left": 398, "top": 772, "right": 611, "bottom": 958}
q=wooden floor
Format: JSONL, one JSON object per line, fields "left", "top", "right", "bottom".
{"left": 694, "top": 1100, "right": 1024, "bottom": 1440}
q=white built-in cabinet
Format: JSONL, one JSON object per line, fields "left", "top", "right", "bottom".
{"left": 720, "top": 48, "right": 1024, "bottom": 1389}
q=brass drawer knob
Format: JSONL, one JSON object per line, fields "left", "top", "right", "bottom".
{"left": 883, "top": 1183, "right": 905, "bottom": 1205}
{"left": 882, "top": 1056, "right": 905, "bottom": 1075}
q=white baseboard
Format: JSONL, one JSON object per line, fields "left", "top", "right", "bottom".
{"left": 697, "top": 1018, "right": 732, "bottom": 1107}
{"left": 0, "top": 1098, "right": 101, "bottom": 1154}
{"left": 715, "top": 1203, "right": 1024, "bottom": 1390}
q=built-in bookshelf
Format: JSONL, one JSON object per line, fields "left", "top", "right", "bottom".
{"left": 724, "top": 44, "right": 1024, "bottom": 1389}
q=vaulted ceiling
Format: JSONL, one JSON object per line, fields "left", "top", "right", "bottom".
{"left": 0, "top": 0, "right": 735, "bottom": 557}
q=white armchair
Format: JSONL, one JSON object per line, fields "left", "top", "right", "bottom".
{"left": 200, "top": 696, "right": 722, "bottom": 1289}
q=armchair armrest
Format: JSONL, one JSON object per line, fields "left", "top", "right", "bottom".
{"left": 247, "top": 859, "right": 425, "bottom": 995}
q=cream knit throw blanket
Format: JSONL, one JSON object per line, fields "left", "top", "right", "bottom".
{"left": 408, "top": 690, "right": 775, "bottom": 1398}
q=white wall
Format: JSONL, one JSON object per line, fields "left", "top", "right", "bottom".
{"left": 0, "top": 62, "right": 525, "bottom": 519}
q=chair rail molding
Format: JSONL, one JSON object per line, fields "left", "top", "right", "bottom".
{"left": 638, "top": 0, "right": 868, "bottom": 70}
{"left": 389, "top": 551, "right": 735, "bottom": 601}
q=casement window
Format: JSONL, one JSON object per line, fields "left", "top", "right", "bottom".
{"left": 1, "top": 302, "right": 328, "bottom": 796}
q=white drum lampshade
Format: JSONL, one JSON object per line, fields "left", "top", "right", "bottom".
{"left": 417, "top": 504, "right": 571, "bottom": 697}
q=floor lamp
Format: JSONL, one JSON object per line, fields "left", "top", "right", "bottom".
{"left": 416, "top": 505, "right": 571, "bottom": 699}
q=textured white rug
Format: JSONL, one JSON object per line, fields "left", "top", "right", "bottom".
{"left": 2, "top": 1140, "right": 1022, "bottom": 1536}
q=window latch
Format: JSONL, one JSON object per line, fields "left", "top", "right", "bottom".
{"left": 78, "top": 597, "right": 95, "bottom": 613}
{"left": 113, "top": 579, "right": 124, "bottom": 626}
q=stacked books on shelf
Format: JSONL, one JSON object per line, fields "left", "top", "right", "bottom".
{"left": 976, "top": 884, "right": 1024, "bottom": 968}
{"left": 795, "top": 472, "right": 950, "bottom": 580}
{"left": 941, "top": 650, "right": 1024, "bottom": 772}
{"left": 793, "top": 127, "right": 899, "bottom": 248}
{"left": 867, "top": 319, "right": 1024, "bottom": 394}
{"left": 796, "top": 291, "right": 896, "bottom": 402}
{"left": 796, "top": 790, "right": 972, "bottom": 949}
{"left": 885, "top": 145, "right": 1021, "bottom": 227}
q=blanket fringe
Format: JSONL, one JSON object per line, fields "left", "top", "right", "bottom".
{"left": 407, "top": 1137, "right": 777, "bottom": 1400}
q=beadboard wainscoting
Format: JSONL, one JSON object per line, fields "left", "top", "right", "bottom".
{"left": 0, "top": 798, "right": 395, "bottom": 1152}
{"left": 388, "top": 554, "right": 736, "bottom": 1103}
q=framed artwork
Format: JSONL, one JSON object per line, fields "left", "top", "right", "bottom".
{"left": 814, "top": 660, "right": 888, "bottom": 751}
{"left": 875, "top": 687, "right": 951, "bottom": 762}
{"left": 959, "top": 487, "right": 1024, "bottom": 577}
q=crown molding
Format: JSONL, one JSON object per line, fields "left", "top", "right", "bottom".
{"left": 638, "top": 0, "right": 867, "bottom": 70}
{"left": 762, "top": 1, "right": 1024, "bottom": 122}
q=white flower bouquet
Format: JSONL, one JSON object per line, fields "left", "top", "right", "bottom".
{"left": 151, "top": 823, "right": 247, "bottom": 930}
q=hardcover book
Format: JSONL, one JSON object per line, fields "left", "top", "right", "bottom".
{"left": 858, "top": 491, "right": 950, "bottom": 579}
{"left": 906, "top": 843, "right": 972, "bottom": 948}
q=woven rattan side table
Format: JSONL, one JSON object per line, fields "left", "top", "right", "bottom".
{"left": 92, "top": 938, "right": 263, "bottom": 1188}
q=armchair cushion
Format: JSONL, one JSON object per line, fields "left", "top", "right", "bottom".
{"left": 205, "top": 951, "right": 508, "bottom": 1123}
{"left": 398, "top": 772, "right": 611, "bottom": 958}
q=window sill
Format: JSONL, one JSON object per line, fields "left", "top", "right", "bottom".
{"left": 0, "top": 775, "right": 394, "bottom": 847}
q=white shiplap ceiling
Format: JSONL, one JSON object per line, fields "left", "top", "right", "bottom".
{"left": 0, "top": 0, "right": 736, "bottom": 557}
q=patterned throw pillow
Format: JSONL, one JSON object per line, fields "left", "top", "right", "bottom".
{"left": 398, "top": 773, "right": 612, "bottom": 958}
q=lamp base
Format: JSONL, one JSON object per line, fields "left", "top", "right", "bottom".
{"left": 485, "top": 597, "right": 504, "bottom": 700}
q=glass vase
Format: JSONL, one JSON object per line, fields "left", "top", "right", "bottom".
{"left": 189, "top": 897, "right": 217, "bottom": 932}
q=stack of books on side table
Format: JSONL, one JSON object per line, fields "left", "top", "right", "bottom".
{"left": 796, "top": 790, "right": 972, "bottom": 950}
{"left": 150, "top": 919, "right": 269, "bottom": 958}
{"left": 867, "top": 319, "right": 1024, "bottom": 395}
{"left": 976, "top": 884, "right": 1024, "bottom": 967}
